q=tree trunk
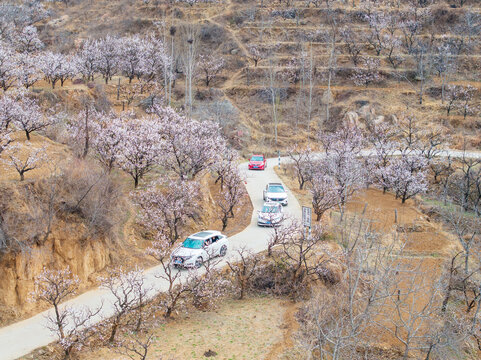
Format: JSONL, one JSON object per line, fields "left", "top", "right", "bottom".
{"left": 239, "top": 278, "right": 246, "bottom": 300}
{"left": 54, "top": 304, "right": 65, "bottom": 339}
{"left": 109, "top": 320, "right": 119, "bottom": 343}
{"left": 25, "top": 130, "right": 31, "bottom": 141}
{"left": 82, "top": 107, "right": 89, "bottom": 159}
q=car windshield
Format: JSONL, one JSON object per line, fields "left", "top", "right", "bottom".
{"left": 182, "top": 238, "right": 204, "bottom": 249}
{"left": 251, "top": 156, "right": 263, "bottom": 161}
{"left": 261, "top": 205, "right": 279, "bottom": 213}
{"left": 268, "top": 185, "right": 285, "bottom": 193}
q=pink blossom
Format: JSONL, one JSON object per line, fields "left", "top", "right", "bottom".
{"left": 134, "top": 178, "right": 200, "bottom": 244}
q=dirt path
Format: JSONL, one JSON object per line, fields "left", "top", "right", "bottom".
{"left": 265, "top": 301, "right": 299, "bottom": 360}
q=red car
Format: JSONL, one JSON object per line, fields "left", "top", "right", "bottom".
{"left": 248, "top": 154, "right": 267, "bottom": 170}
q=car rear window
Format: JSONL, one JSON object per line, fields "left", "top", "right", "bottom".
{"left": 251, "top": 156, "right": 264, "bottom": 161}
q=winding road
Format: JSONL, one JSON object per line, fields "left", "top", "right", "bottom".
{"left": 1, "top": 149, "right": 481, "bottom": 359}
{"left": 0, "top": 158, "right": 302, "bottom": 360}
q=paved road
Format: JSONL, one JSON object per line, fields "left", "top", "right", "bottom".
{"left": 0, "top": 158, "right": 302, "bottom": 360}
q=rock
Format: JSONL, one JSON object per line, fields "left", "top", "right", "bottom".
{"left": 204, "top": 349, "right": 218, "bottom": 357}
{"left": 396, "top": 223, "right": 425, "bottom": 233}
{"left": 373, "top": 115, "right": 384, "bottom": 125}
{"left": 358, "top": 104, "right": 371, "bottom": 119}
{"left": 345, "top": 111, "right": 359, "bottom": 126}
{"left": 231, "top": 48, "right": 239, "bottom": 55}
{"left": 47, "top": 15, "right": 69, "bottom": 28}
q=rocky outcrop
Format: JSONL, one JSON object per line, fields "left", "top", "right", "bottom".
{"left": 0, "top": 222, "right": 115, "bottom": 324}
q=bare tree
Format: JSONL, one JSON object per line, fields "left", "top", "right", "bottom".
{"left": 115, "top": 332, "right": 155, "bottom": 360}
{"left": 455, "top": 145, "right": 481, "bottom": 212}
{"left": 279, "top": 221, "right": 329, "bottom": 295}
{"left": 374, "top": 268, "right": 442, "bottom": 360}
{"left": 441, "top": 208, "right": 479, "bottom": 276}
{"left": 226, "top": 247, "right": 262, "bottom": 300}
{"left": 147, "top": 237, "right": 191, "bottom": 319}
{"left": 340, "top": 26, "right": 362, "bottom": 66}
{"left": 186, "top": 255, "right": 227, "bottom": 310}
{"left": 30, "top": 267, "right": 81, "bottom": 340}
{"left": 286, "top": 145, "right": 314, "bottom": 190}
{"left": 179, "top": 24, "right": 199, "bottom": 119}
{"left": 266, "top": 214, "right": 293, "bottom": 257}
{"left": 264, "top": 57, "right": 281, "bottom": 148}
{"left": 99, "top": 266, "right": 149, "bottom": 343}
{"left": 322, "top": 11, "right": 339, "bottom": 124}
{"left": 433, "top": 41, "right": 457, "bottom": 103}
{"left": 395, "top": 40, "right": 431, "bottom": 104}
{"left": 49, "top": 305, "right": 102, "bottom": 360}
{"left": 296, "top": 215, "right": 402, "bottom": 360}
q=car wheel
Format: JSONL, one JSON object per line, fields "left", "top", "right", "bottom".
{"left": 195, "top": 257, "right": 203, "bottom": 268}
{"left": 219, "top": 245, "right": 227, "bottom": 257}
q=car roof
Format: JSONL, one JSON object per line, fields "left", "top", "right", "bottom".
{"left": 189, "top": 230, "right": 222, "bottom": 239}
{"left": 267, "top": 183, "right": 284, "bottom": 187}
{"left": 251, "top": 154, "right": 264, "bottom": 157}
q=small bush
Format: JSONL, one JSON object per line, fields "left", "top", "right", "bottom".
{"left": 200, "top": 24, "right": 225, "bottom": 44}
{"left": 271, "top": 9, "right": 298, "bottom": 20}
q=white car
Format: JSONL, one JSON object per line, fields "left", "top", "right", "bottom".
{"left": 171, "top": 230, "right": 228, "bottom": 269}
{"left": 263, "top": 183, "right": 288, "bottom": 206}
{"left": 257, "top": 202, "right": 284, "bottom": 227}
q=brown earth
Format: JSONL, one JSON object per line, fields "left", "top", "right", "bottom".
{"left": 78, "top": 296, "right": 288, "bottom": 360}
{"left": 275, "top": 164, "right": 463, "bottom": 358}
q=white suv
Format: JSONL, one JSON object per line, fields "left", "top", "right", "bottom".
{"left": 257, "top": 202, "right": 284, "bottom": 226}
{"left": 171, "top": 230, "right": 228, "bottom": 269}
{"left": 263, "top": 183, "right": 288, "bottom": 206}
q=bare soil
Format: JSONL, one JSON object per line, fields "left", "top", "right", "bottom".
{"left": 80, "top": 296, "right": 287, "bottom": 360}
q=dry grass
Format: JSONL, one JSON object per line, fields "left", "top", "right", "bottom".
{"left": 0, "top": 132, "right": 71, "bottom": 182}
{"left": 78, "top": 296, "right": 287, "bottom": 360}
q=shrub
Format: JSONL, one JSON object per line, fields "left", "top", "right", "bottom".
{"left": 200, "top": 24, "right": 225, "bottom": 44}
{"left": 0, "top": 160, "right": 124, "bottom": 253}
